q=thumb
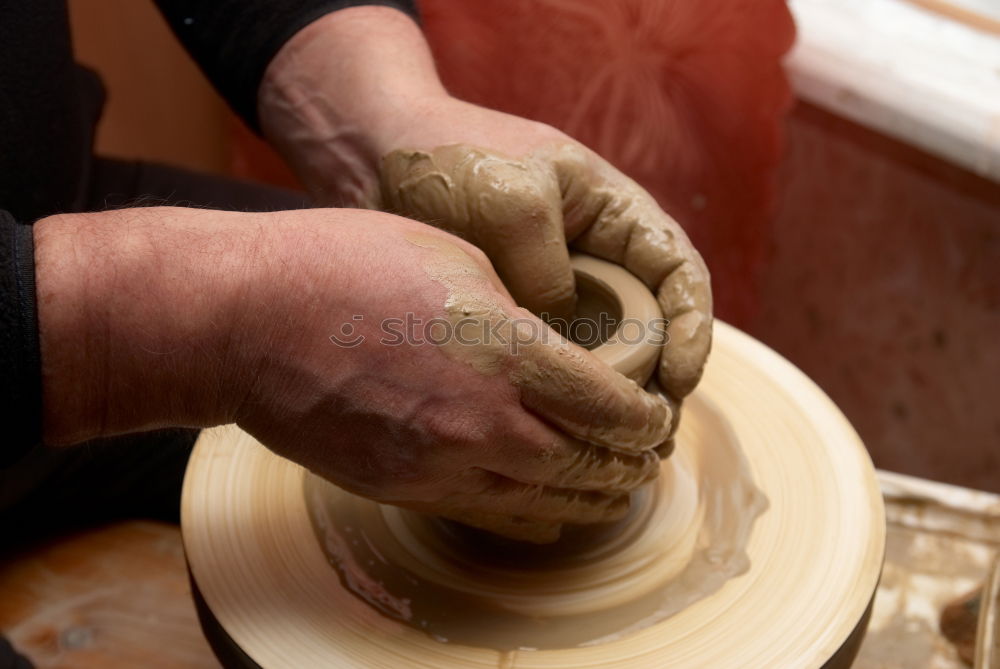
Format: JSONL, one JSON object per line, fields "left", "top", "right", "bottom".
{"left": 380, "top": 145, "right": 576, "bottom": 321}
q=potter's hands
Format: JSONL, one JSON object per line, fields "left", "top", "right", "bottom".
{"left": 258, "top": 7, "right": 712, "bottom": 404}
{"left": 35, "top": 206, "right": 671, "bottom": 542}
{"left": 377, "top": 105, "right": 713, "bottom": 402}
{"left": 232, "top": 211, "right": 673, "bottom": 543}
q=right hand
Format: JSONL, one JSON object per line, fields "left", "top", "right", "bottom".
{"left": 35, "top": 207, "right": 672, "bottom": 542}
{"left": 232, "top": 209, "right": 673, "bottom": 542}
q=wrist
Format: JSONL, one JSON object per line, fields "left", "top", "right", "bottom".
{"left": 34, "top": 208, "right": 266, "bottom": 445}
{"left": 258, "top": 6, "right": 447, "bottom": 203}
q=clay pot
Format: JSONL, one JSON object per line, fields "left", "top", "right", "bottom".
{"left": 570, "top": 253, "right": 663, "bottom": 386}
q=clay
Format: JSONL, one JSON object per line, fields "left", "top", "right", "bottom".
{"left": 568, "top": 254, "right": 665, "bottom": 385}
{"left": 401, "top": 245, "right": 673, "bottom": 540}
{"left": 381, "top": 144, "right": 712, "bottom": 400}
{"left": 384, "top": 146, "right": 576, "bottom": 321}
{"left": 406, "top": 234, "right": 672, "bottom": 456}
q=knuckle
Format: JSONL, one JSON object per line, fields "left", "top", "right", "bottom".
{"left": 419, "top": 408, "right": 486, "bottom": 449}
{"left": 475, "top": 165, "right": 556, "bottom": 227}
{"left": 462, "top": 243, "right": 493, "bottom": 269}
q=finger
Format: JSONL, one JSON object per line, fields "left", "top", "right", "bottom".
{"left": 489, "top": 414, "right": 661, "bottom": 493}
{"left": 645, "top": 377, "right": 682, "bottom": 439}
{"left": 656, "top": 256, "right": 713, "bottom": 397}
{"left": 465, "top": 157, "right": 576, "bottom": 322}
{"left": 415, "top": 469, "right": 631, "bottom": 527}
{"left": 380, "top": 146, "right": 577, "bottom": 321}
{"left": 449, "top": 469, "right": 629, "bottom": 525}
{"left": 578, "top": 199, "right": 711, "bottom": 398}
{"left": 553, "top": 148, "right": 713, "bottom": 398}
{"left": 435, "top": 508, "right": 562, "bottom": 544}
{"left": 655, "top": 438, "right": 675, "bottom": 459}
{"left": 510, "top": 329, "right": 673, "bottom": 454}
{"left": 648, "top": 377, "right": 682, "bottom": 458}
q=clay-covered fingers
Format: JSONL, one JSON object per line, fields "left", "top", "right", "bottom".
{"left": 401, "top": 470, "right": 630, "bottom": 544}
{"left": 380, "top": 146, "right": 576, "bottom": 321}
{"left": 511, "top": 331, "right": 673, "bottom": 454}
{"left": 454, "top": 151, "right": 575, "bottom": 321}
{"left": 489, "top": 415, "right": 661, "bottom": 493}
{"left": 654, "top": 255, "right": 713, "bottom": 398}
{"left": 442, "top": 469, "right": 631, "bottom": 526}
{"left": 554, "top": 148, "right": 713, "bottom": 399}
{"left": 435, "top": 509, "right": 563, "bottom": 544}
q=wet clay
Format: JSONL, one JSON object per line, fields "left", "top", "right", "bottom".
{"left": 401, "top": 242, "right": 672, "bottom": 541}
{"left": 405, "top": 233, "right": 671, "bottom": 456}
{"left": 303, "top": 396, "right": 766, "bottom": 650}
{"left": 381, "top": 144, "right": 712, "bottom": 400}
{"left": 568, "top": 254, "right": 665, "bottom": 385}
{"left": 302, "top": 255, "right": 766, "bottom": 650}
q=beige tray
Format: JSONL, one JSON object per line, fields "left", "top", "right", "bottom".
{"left": 856, "top": 471, "right": 1000, "bottom": 669}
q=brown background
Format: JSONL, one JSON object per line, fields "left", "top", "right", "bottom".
{"left": 68, "top": 0, "right": 230, "bottom": 174}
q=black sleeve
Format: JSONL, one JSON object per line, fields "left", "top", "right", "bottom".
{"left": 153, "top": 0, "right": 420, "bottom": 132}
{"left": 0, "top": 211, "right": 42, "bottom": 466}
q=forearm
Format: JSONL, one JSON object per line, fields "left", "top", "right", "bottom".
{"left": 34, "top": 208, "right": 266, "bottom": 445}
{"left": 258, "top": 6, "right": 445, "bottom": 203}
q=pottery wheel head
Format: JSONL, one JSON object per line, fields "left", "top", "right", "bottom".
{"left": 181, "top": 261, "right": 885, "bottom": 667}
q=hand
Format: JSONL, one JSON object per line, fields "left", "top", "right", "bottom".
{"left": 35, "top": 207, "right": 672, "bottom": 541}
{"left": 375, "top": 100, "right": 713, "bottom": 402}
{"left": 259, "top": 7, "right": 712, "bottom": 407}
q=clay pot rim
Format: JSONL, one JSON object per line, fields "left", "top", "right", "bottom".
{"left": 571, "top": 253, "right": 662, "bottom": 386}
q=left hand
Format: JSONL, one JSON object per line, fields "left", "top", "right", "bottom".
{"left": 374, "top": 96, "right": 713, "bottom": 402}
{"left": 259, "top": 6, "right": 712, "bottom": 406}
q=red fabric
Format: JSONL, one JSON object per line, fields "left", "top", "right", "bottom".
{"left": 420, "top": 0, "right": 795, "bottom": 323}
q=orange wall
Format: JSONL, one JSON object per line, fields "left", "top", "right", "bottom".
{"left": 67, "top": 0, "right": 231, "bottom": 175}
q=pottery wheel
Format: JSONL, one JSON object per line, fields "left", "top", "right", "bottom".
{"left": 182, "top": 258, "right": 885, "bottom": 668}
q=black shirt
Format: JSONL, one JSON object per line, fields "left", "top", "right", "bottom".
{"left": 0, "top": 0, "right": 417, "bottom": 464}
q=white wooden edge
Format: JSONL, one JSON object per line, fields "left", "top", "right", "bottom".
{"left": 786, "top": 0, "right": 1000, "bottom": 182}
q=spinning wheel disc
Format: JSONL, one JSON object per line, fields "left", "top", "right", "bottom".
{"left": 182, "top": 321, "right": 885, "bottom": 668}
